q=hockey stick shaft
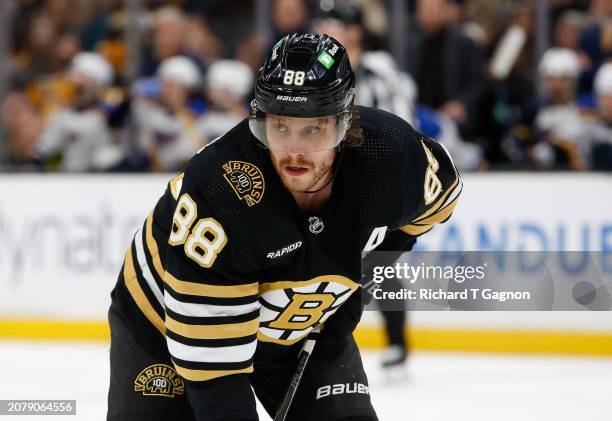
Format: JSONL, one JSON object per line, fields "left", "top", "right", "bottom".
{"left": 273, "top": 328, "right": 320, "bottom": 421}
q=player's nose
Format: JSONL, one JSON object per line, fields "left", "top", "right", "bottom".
{"left": 285, "top": 136, "right": 308, "bottom": 155}
{"left": 285, "top": 151, "right": 306, "bottom": 160}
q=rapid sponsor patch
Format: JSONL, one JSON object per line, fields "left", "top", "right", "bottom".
{"left": 222, "top": 161, "right": 265, "bottom": 206}
{"left": 133, "top": 364, "right": 184, "bottom": 398}
{"left": 267, "top": 241, "right": 303, "bottom": 259}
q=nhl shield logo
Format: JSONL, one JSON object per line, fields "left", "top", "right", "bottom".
{"left": 308, "top": 216, "right": 324, "bottom": 234}
{"left": 222, "top": 161, "right": 265, "bottom": 206}
{"left": 134, "top": 364, "right": 185, "bottom": 398}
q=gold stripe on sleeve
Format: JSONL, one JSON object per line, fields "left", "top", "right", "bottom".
{"left": 123, "top": 247, "right": 166, "bottom": 335}
{"left": 412, "top": 177, "right": 459, "bottom": 223}
{"left": 164, "top": 272, "right": 259, "bottom": 298}
{"left": 170, "top": 173, "right": 185, "bottom": 200}
{"left": 257, "top": 331, "right": 307, "bottom": 346}
{"left": 400, "top": 224, "right": 434, "bottom": 236}
{"left": 174, "top": 364, "right": 253, "bottom": 382}
{"left": 412, "top": 194, "right": 460, "bottom": 226}
{"left": 166, "top": 315, "right": 259, "bottom": 340}
{"left": 259, "top": 275, "right": 358, "bottom": 295}
{"left": 145, "top": 211, "right": 166, "bottom": 279}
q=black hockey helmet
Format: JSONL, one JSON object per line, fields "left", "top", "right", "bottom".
{"left": 250, "top": 32, "right": 356, "bottom": 152}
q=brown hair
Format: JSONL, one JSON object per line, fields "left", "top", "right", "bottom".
{"left": 344, "top": 104, "right": 364, "bottom": 147}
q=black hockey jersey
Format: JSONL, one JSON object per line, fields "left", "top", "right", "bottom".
{"left": 110, "top": 106, "right": 461, "bottom": 385}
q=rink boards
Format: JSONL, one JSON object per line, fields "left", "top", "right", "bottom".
{"left": 0, "top": 173, "right": 611, "bottom": 355}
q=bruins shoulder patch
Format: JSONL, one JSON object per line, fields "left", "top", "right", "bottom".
{"left": 222, "top": 161, "right": 265, "bottom": 206}
{"left": 134, "top": 364, "right": 184, "bottom": 398}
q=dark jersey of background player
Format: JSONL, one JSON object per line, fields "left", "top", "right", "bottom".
{"left": 107, "top": 33, "right": 462, "bottom": 421}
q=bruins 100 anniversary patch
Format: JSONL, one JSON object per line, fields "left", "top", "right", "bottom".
{"left": 222, "top": 161, "right": 265, "bottom": 206}
{"left": 134, "top": 364, "right": 185, "bottom": 398}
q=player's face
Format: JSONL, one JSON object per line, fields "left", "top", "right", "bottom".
{"left": 267, "top": 116, "right": 337, "bottom": 193}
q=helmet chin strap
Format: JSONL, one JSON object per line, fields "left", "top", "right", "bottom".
{"left": 301, "top": 143, "right": 345, "bottom": 194}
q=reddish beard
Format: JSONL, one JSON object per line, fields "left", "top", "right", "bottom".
{"left": 273, "top": 156, "right": 333, "bottom": 192}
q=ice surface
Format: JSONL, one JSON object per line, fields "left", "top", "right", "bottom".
{"left": 1, "top": 341, "right": 610, "bottom": 420}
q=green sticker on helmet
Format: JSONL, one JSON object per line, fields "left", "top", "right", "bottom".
{"left": 317, "top": 51, "right": 335, "bottom": 69}
{"left": 272, "top": 38, "right": 284, "bottom": 51}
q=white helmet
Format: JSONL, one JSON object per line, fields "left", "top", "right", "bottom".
{"left": 206, "top": 59, "right": 254, "bottom": 100}
{"left": 594, "top": 62, "right": 612, "bottom": 95}
{"left": 69, "top": 52, "right": 114, "bottom": 87}
{"left": 538, "top": 48, "right": 581, "bottom": 78}
{"left": 158, "top": 56, "right": 202, "bottom": 90}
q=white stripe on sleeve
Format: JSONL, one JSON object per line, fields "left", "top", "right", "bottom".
{"left": 164, "top": 291, "right": 259, "bottom": 318}
{"left": 166, "top": 336, "right": 257, "bottom": 363}
{"left": 133, "top": 229, "right": 165, "bottom": 308}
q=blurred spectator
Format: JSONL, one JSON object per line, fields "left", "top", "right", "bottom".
{"left": 11, "top": 12, "right": 60, "bottom": 87}
{"left": 535, "top": 48, "right": 589, "bottom": 169}
{"left": 554, "top": 10, "right": 588, "bottom": 50}
{"left": 22, "top": 30, "right": 84, "bottom": 120}
{"left": 2, "top": 0, "right": 608, "bottom": 173}
{"left": 0, "top": 92, "right": 43, "bottom": 168}
{"left": 183, "top": 16, "right": 224, "bottom": 66}
{"left": 404, "top": 0, "right": 486, "bottom": 138}
{"left": 140, "top": 6, "right": 207, "bottom": 77}
{"left": 199, "top": 60, "right": 253, "bottom": 141}
{"left": 154, "top": 6, "right": 188, "bottom": 62}
{"left": 80, "top": 0, "right": 122, "bottom": 52}
{"left": 584, "top": 62, "right": 612, "bottom": 170}
{"left": 483, "top": 3, "right": 552, "bottom": 169}
{"left": 588, "top": 0, "right": 612, "bottom": 19}
{"left": 508, "top": 48, "right": 589, "bottom": 170}
{"left": 236, "top": 32, "right": 268, "bottom": 71}
{"left": 270, "top": 0, "right": 309, "bottom": 44}
{"left": 578, "top": 0, "right": 612, "bottom": 92}
{"left": 414, "top": 107, "right": 485, "bottom": 170}
{"left": 553, "top": 11, "right": 594, "bottom": 95}
{"left": 32, "top": 52, "right": 114, "bottom": 172}
{"left": 183, "top": 0, "right": 253, "bottom": 60}
{"left": 131, "top": 56, "right": 206, "bottom": 172}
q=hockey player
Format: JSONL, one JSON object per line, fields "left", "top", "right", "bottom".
{"left": 107, "top": 33, "right": 462, "bottom": 421}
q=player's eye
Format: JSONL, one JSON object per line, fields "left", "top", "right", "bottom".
{"left": 302, "top": 126, "right": 320, "bottom": 137}
{"left": 274, "top": 123, "right": 289, "bottom": 134}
